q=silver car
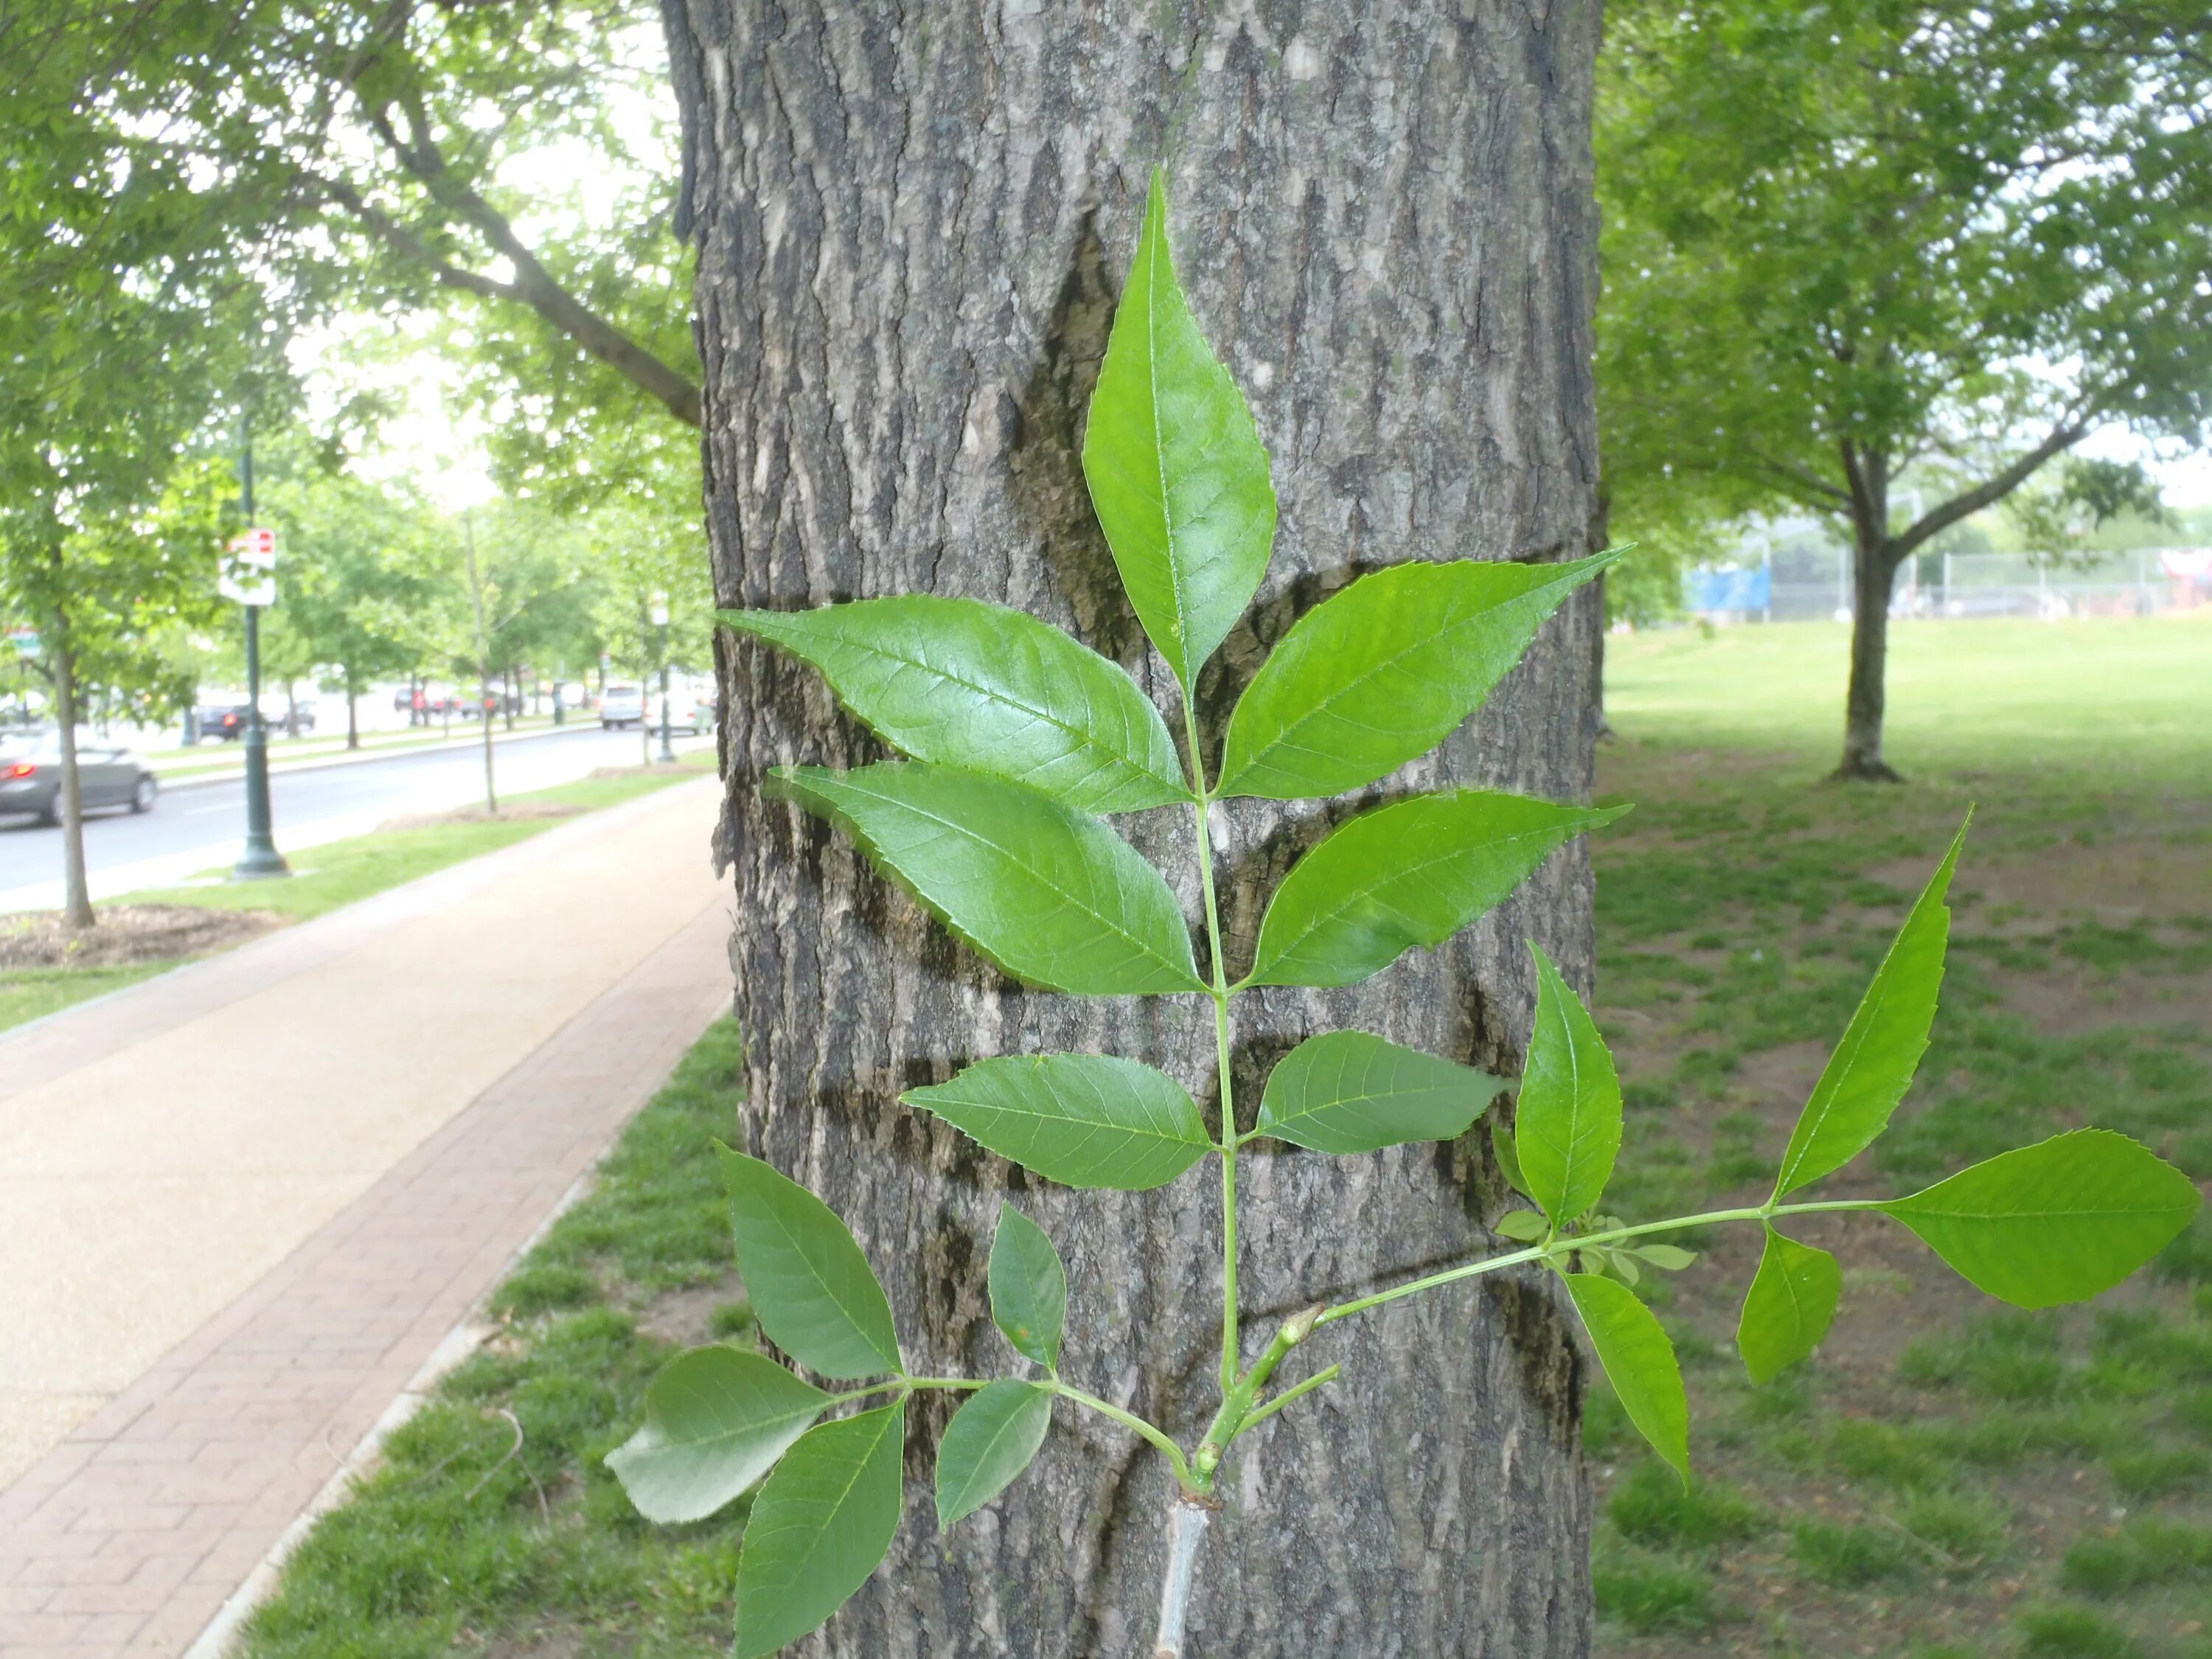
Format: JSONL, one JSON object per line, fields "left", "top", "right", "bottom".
{"left": 0, "top": 731, "right": 158, "bottom": 824}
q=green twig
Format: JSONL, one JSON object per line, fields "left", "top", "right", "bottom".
{"left": 1236, "top": 1363, "right": 1340, "bottom": 1434}
{"left": 1048, "top": 1379, "right": 1197, "bottom": 1490}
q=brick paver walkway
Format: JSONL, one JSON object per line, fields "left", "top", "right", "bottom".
{"left": 0, "top": 781, "right": 731, "bottom": 1657}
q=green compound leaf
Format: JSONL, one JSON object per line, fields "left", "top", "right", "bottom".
{"left": 1245, "top": 791, "right": 1628, "bottom": 990}
{"left": 1217, "top": 551, "right": 1622, "bottom": 799}
{"left": 733, "top": 1402, "right": 906, "bottom": 1659}
{"left": 1516, "top": 945, "right": 1623, "bottom": 1229}
{"left": 766, "top": 763, "right": 1203, "bottom": 996}
{"left": 934, "top": 1380, "right": 1054, "bottom": 1529}
{"left": 1736, "top": 1226, "right": 1841, "bottom": 1385}
{"left": 722, "top": 599, "right": 1189, "bottom": 813}
{"left": 988, "top": 1203, "right": 1068, "bottom": 1370}
{"left": 1081, "top": 169, "right": 1276, "bottom": 691}
{"left": 1254, "top": 1030, "right": 1503, "bottom": 1154}
{"left": 1636, "top": 1245, "right": 1698, "bottom": 1273}
{"left": 904, "top": 1054, "right": 1211, "bottom": 1191}
{"left": 1494, "top": 1208, "right": 1548, "bottom": 1243}
{"left": 718, "top": 1148, "right": 901, "bottom": 1380}
{"left": 1773, "top": 816, "right": 1969, "bottom": 1197}
{"left": 1882, "top": 1129, "right": 2201, "bottom": 1310}
{"left": 607, "top": 1346, "right": 832, "bottom": 1524}
{"left": 1567, "top": 1271, "right": 1689, "bottom": 1481}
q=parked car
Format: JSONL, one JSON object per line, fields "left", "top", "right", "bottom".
{"left": 194, "top": 696, "right": 254, "bottom": 742}
{"left": 0, "top": 730, "right": 157, "bottom": 823}
{"left": 600, "top": 684, "right": 648, "bottom": 728}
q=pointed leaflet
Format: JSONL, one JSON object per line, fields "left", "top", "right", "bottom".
{"left": 988, "top": 1203, "right": 1068, "bottom": 1369}
{"left": 1882, "top": 1130, "right": 2199, "bottom": 1310}
{"left": 1567, "top": 1272, "right": 1689, "bottom": 1479}
{"left": 722, "top": 599, "right": 1188, "bottom": 813}
{"left": 1254, "top": 1031, "right": 1503, "bottom": 1155}
{"left": 608, "top": 1346, "right": 831, "bottom": 1524}
{"left": 1080, "top": 170, "right": 1276, "bottom": 690}
{"left": 1773, "top": 818, "right": 1968, "bottom": 1197}
{"left": 1245, "top": 791, "right": 1629, "bottom": 990}
{"left": 905, "top": 1054, "right": 1210, "bottom": 1191}
{"left": 1515, "top": 945, "right": 1623, "bottom": 1228}
{"left": 1492, "top": 1117, "right": 1535, "bottom": 1198}
{"left": 733, "top": 1402, "right": 905, "bottom": 1659}
{"left": 935, "top": 1381, "right": 1054, "bottom": 1528}
{"left": 767, "top": 763, "right": 1203, "bottom": 995}
{"left": 1217, "top": 552, "right": 1623, "bottom": 799}
{"left": 1736, "top": 1227, "right": 1841, "bottom": 1385}
{"left": 719, "top": 1149, "right": 901, "bottom": 1380}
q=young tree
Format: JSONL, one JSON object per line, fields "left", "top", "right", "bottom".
{"left": 661, "top": 4, "right": 1606, "bottom": 1649}
{"left": 258, "top": 460, "right": 458, "bottom": 749}
{"left": 1599, "top": 0, "right": 2212, "bottom": 777}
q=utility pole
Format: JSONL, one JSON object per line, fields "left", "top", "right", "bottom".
{"left": 465, "top": 511, "right": 498, "bottom": 814}
{"left": 231, "top": 417, "right": 288, "bottom": 881}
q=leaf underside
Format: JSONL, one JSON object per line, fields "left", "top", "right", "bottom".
{"left": 733, "top": 1402, "right": 906, "bottom": 1659}
{"left": 606, "top": 1346, "right": 830, "bottom": 1525}
{"left": 988, "top": 1203, "right": 1068, "bottom": 1369}
{"left": 1567, "top": 1270, "right": 1689, "bottom": 1479}
{"left": 718, "top": 1148, "right": 902, "bottom": 1380}
{"left": 766, "top": 762, "right": 1203, "bottom": 995}
{"left": 935, "top": 1380, "right": 1054, "bottom": 1529}
{"left": 905, "top": 1053, "right": 1212, "bottom": 1190}
{"left": 1736, "top": 1226, "right": 1841, "bottom": 1385}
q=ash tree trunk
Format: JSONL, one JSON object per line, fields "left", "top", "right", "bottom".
{"left": 1837, "top": 443, "right": 1904, "bottom": 782}
{"left": 662, "top": 4, "right": 1606, "bottom": 1652}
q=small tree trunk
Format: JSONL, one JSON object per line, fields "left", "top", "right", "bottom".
{"left": 51, "top": 626, "right": 92, "bottom": 931}
{"left": 345, "top": 667, "right": 360, "bottom": 751}
{"left": 1837, "top": 536, "right": 1902, "bottom": 782}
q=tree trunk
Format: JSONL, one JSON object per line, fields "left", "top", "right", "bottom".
{"left": 345, "top": 667, "right": 360, "bottom": 750}
{"left": 1837, "top": 536, "right": 1902, "bottom": 782}
{"left": 664, "top": 6, "right": 1604, "bottom": 1654}
{"left": 51, "top": 626, "right": 93, "bottom": 931}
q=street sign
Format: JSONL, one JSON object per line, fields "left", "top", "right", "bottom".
{"left": 8, "top": 627, "right": 38, "bottom": 658}
{"left": 220, "top": 529, "right": 277, "bottom": 607}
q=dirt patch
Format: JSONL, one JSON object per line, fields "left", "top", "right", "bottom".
{"left": 0, "top": 904, "right": 282, "bottom": 969}
{"left": 377, "top": 801, "right": 585, "bottom": 832}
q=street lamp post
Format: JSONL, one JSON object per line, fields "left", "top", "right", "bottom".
{"left": 231, "top": 422, "right": 288, "bottom": 881}
{"left": 651, "top": 591, "right": 675, "bottom": 764}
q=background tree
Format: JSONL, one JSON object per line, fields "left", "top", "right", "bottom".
{"left": 663, "top": 2, "right": 1605, "bottom": 1649}
{"left": 258, "top": 456, "right": 457, "bottom": 748}
{"left": 1598, "top": 0, "right": 2212, "bottom": 778}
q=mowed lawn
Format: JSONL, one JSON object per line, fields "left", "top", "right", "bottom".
{"left": 1590, "top": 613, "right": 2212, "bottom": 1658}
{"left": 1607, "top": 609, "right": 2212, "bottom": 790}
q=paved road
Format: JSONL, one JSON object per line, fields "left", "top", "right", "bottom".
{"left": 0, "top": 723, "right": 708, "bottom": 913}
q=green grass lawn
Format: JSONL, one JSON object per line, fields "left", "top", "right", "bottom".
{"left": 1607, "top": 608, "right": 2212, "bottom": 790}
{"left": 0, "top": 751, "right": 716, "bottom": 1030}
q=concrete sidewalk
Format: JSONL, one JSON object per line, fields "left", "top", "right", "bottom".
{"left": 0, "top": 776, "right": 732, "bottom": 1656}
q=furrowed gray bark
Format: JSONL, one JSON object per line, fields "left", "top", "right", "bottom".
{"left": 662, "top": 4, "right": 1605, "bottom": 1652}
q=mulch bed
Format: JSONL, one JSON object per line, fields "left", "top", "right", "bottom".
{"left": 0, "top": 904, "right": 283, "bottom": 970}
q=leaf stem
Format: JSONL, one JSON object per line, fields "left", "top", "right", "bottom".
{"left": 1311, "top": 1200, "right": 1881, "bottom": 1329}
{"left": 1048, "top": 1379, "right": 1197, "bottom": 1490}
{"left": 1236, "top": 1363, "right": 1340, "bottom": 1433}
{"left": 1181, "top": 692, "right": 1240, "bottom": 1399}
{"left": 898, "top": 1376, "right": 994, "bottom": 1392}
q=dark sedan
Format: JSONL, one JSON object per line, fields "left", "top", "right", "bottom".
{"left": 0, "top": 731, "right": 158, "bottom": 824}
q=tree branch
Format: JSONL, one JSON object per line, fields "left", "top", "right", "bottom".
{"left": 1891, "top": 418, "right": 2091, "bottom": 561}
{"left": 316, "top": 175, "right": 526, "bottom": 306}
{"left": 358, "top": 94, "right": 703, "bottom": 428}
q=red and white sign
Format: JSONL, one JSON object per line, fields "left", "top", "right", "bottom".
{"left": 220, "top": 529, "right": 277, "bottom": 606}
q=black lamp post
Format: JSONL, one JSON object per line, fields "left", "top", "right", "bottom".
{"left": 231, "top": 421, "right": 288, "bottom": 881}
{"left": 652, "top": 591, "right": 675, "bottom": 764}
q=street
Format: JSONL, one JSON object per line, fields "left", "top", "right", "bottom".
{"left": 0, "top": 723, "right": 709, "bottom": 913}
